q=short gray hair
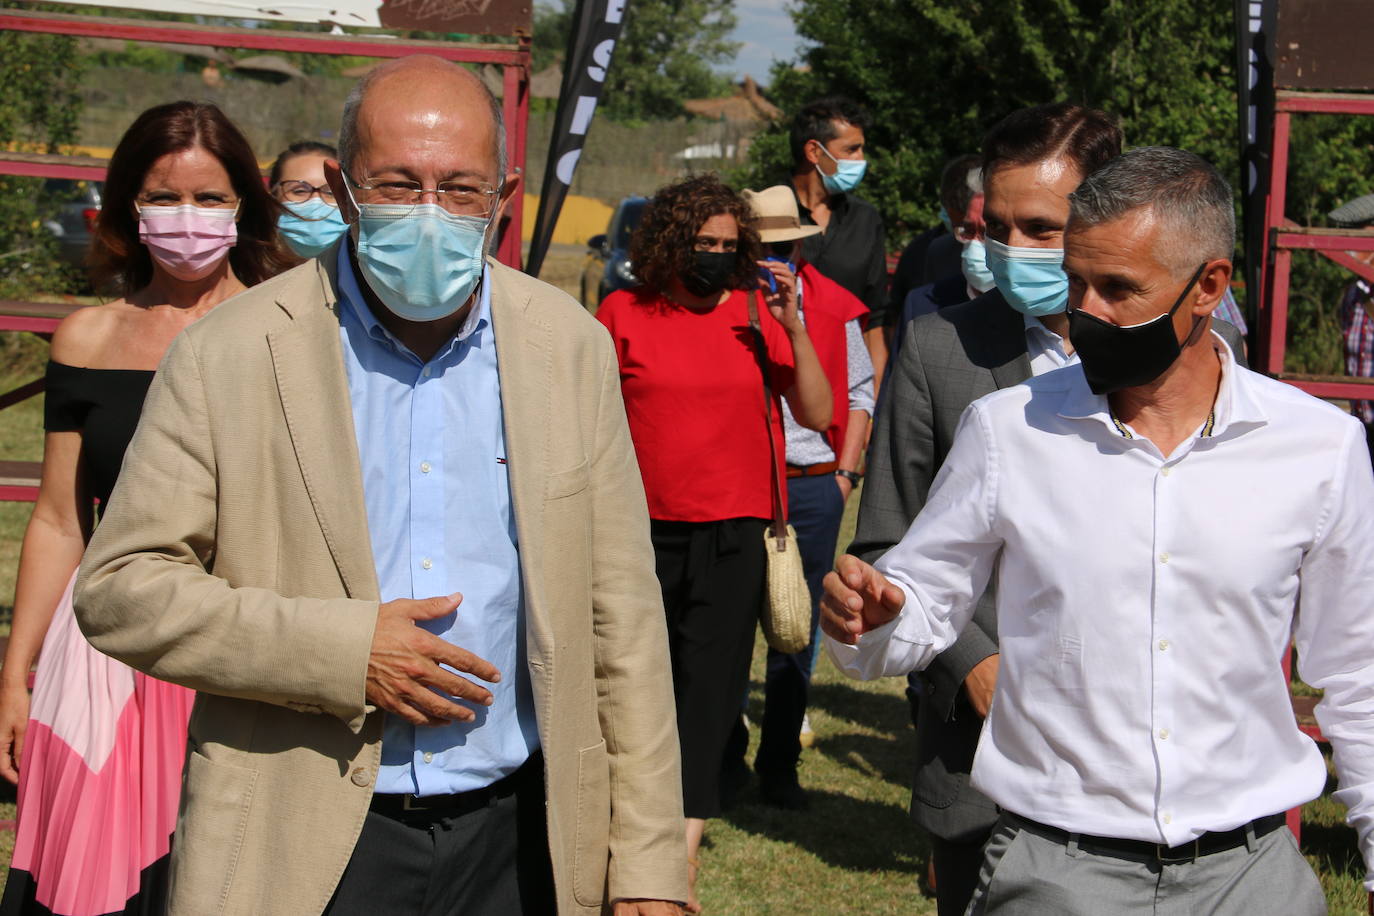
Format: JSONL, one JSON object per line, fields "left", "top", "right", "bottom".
{"left": 337, "top": 61, "right": 508, "bottom": 182}
{"left": 1067, "top": 146, "right": 1234, "bottom": 276}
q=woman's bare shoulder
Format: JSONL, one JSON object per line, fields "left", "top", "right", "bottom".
{"left": 48, "top": 300, "right": 137, "bottom": 367}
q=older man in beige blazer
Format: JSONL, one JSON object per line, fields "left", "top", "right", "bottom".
{"left": 75, "top": 56, "right": 686, "bottom": 916}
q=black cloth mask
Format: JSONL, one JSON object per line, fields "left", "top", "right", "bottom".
{"left": 1068, "top": 262, "right": 1209, "bottom": 395}
{"left": 681, "top": 250, "right": 736, "bottom": 297}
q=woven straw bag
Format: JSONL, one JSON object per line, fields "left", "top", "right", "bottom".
{"left": 747, "top": 291, "right": 813, "bottom": 655}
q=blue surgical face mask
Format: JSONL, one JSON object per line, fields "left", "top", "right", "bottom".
{"left": 938, "top": 206, "right": 953, "bottom": 234}
{"left": 345, "top": 184, "right": 491, "bottom": 322}
{"left": 278, "top": 198, "right": 347, "bottom": 258}
{"left": 983, "top": 236, "right": 1068, "bottom": 316}
{"left": 815, "top": 143, "right": 867, "bottom": 194}
{"left": 960, "top": 238, "right": 996, "bottom": 294}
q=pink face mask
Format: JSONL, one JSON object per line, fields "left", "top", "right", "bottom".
{"left": 137, "top": 204, "right": 238, "bottom": 281}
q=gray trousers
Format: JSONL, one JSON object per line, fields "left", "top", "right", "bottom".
{"left": 966, "top": 814, "right": 1327, "bottom": 916}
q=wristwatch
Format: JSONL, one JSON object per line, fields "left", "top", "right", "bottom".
{"left": 834, "top": 469, "right": 863, "bottom": 485}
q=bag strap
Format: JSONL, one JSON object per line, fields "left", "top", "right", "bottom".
{"left": 746, "top": 290, "right": 788, "bottom": 550}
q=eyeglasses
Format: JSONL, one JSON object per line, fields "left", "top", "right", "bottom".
{"left": 275, "top": 180, "right": 335, "bottom": 204}
{"left": 954, "top": 222, "right": 982, "bottom": 243}
{"left": 345, "top": 172, "right": 500, "bottom": 218}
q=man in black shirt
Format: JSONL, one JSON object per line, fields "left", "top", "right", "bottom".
{"left": 789, "top": 97, "right": 890, "bottom": 389}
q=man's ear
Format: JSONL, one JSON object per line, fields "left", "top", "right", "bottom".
{"left": 1193, "top": 258, "right": 1233, "bottom": 317}
{"left": 496, "top": 170, "right": 522, "bottom": 218}
{"left": 803, "top": 138, "right": 825, "bottom": 168}
{"left": 323, "top": 159, "right": 355, "bottom": 224}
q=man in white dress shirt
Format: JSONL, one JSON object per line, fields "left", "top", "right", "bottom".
{"left": 821, "top": 146, "right": 1374, "bottom": 915}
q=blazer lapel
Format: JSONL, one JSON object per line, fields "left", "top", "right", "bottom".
{"left": 267, "top": 255, "right": 380, "bottom": 602}
{"left": 487, "top": 263, "right": 557, "bottom": 652}
{"left": 986, "top": 293, "right": 1033, "bottom": 390}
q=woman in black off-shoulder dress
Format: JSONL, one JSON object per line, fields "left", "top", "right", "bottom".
{"left": 0, "top": 101, "right": 294, "bottom": 916}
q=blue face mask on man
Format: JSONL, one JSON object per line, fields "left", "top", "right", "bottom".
{"left": 982, "top": 236, "right": 1069, "bottom": 317}
{"left": 278, "top": 199, "right": 348, "bottom": 258}
{"left": 345, "top": 182, "right": 492, "bottom": 322}
{"left": 815, "top": 143, "right": 867, "bottom": 195}
{"left": 960, "top": 238, "right": 996, "bottom": 294}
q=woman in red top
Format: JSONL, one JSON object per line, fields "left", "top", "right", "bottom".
{"left": 597, "top": 175, "right": 832, "bottom": 912}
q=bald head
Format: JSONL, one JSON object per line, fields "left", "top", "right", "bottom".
{"left": 337, "top": 55, "right": 506, "bottom": 184}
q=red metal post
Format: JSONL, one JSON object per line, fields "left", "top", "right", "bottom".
{"left": 0, "top": 487, "right": 37, "bottom": 502}
{"left": 1258, "top": 111, "right": 1291, "bottom": 376}
{"left": 0, "top": 10, "right": 526, "bottom": 64}
{"left": 498, "top": 60, "right": 529, "bottom": 270}
{"left": 1266, "top": 248, "right": 1293, "bottom": 377}
{"left": 1319, "top": 249, "right": 1374, "bottom": 285}
{"left": 0, "top": 156, "right": 105, "bottom": 181}
{"left": 0, "top": 378, "right": 45, "bottom": 412}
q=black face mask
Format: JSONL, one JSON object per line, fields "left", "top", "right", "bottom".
{"left": 681, "top": 250, "right": 736, "bottom": 297}
{"left": 1068, "top": 262, "right": 1208, "bottom": 395}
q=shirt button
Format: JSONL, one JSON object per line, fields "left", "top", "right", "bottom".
{"left": 423, "top": 751, "right": 434, "bottom": 764}
{"left": 1158, "top": 639, "right": 1170, "bottom": 651}
{"left": 1159, "top": 552, "right": 1170, "bottom": 564}
{"left": 1161, "top": 467, "right": 1171, "bottom": 477}
{"left": 1158, "top": 728, "right": 1170, "bottom": 740}
{"left": 350, "top": 767, "right": 371, "bottom": 787}
{"left": 421, "top": 557, "right": 433, "bottom": 570}
{"left": 1163, "top": 813, "right": 1173, "bottom": 825}
{"left": 419, "top": 461, "right": 431, "bottom": 474}
{"left": 422, "top": 366, "right": 432, "bottom": 378}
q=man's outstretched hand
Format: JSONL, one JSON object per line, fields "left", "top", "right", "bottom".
{"left": 820, "top": 554, "right": 906, "bottom": 645}
{"left": 366, "top": 594, "right": 501, "bottom": 726}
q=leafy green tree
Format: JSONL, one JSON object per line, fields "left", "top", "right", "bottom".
{"left": 533, "top": 0, "right": 739, "bottom": 122}
{"left": 745, "top": 0, "right": 1373, "bottom": 373}
{"left": 0, "top": 2, "right": 85, "bottom": 298}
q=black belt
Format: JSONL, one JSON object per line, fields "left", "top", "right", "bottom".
{"left": 370, "top": 752, "right": 541, "bottom": 821}
{"left": 1009, "top": 812, "right": 1287, "bottom": 864}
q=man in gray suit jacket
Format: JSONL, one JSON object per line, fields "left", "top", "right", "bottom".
{"left": 847, "top": 102, "right": 1248, "bottom": 916}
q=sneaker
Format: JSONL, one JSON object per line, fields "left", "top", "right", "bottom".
{"left": 798, "top": 713, "right": 816, "bottom": 749}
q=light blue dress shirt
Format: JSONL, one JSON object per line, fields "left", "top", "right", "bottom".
{"left": 335, "top": 243, "right": 540, "bottom": 795}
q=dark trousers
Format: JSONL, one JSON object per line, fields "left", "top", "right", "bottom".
{"left": 933, "top": 831, "right": 993, "bottom": 916}
{"left": 651, "top": 517, "right": 765, "bottom": 819}
{"left": 324, "top": 756, "right": 555, "bottom": 916}
{"left": 755, "top": 474, "right": 845, "bottom": 777}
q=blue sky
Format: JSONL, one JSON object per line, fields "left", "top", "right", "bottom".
{"left": 723, "top": 0, "right": 804, "bottom": 86}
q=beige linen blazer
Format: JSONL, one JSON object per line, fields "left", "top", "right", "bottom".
{"left": 74, "top": 251, "right": 687, "bottom": 915}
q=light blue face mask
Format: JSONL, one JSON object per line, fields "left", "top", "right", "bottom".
{"left": 278, "top": 199, "right": 348, "bottom": 258}
{"left": 960, "top": 238, "right": 996, "bottom": 294}
{"left": 938, "top": 206, "right": 953, "bottom": 234}
{"left": 346, "top": 184, "right": 491, "bottom": 322}
{"left": 816, "top": 143, "right": 867, "bottom": 194}
{"left": 982, "top": 236, "right": 1068, "bottom": 316}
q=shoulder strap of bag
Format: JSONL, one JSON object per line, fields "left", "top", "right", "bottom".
{"left": 746, "top": 290, "right": 788, "bottom": 550}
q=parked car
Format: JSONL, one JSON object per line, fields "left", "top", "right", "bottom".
{"left": 580, "top": 195, "right": 647, "bottom": 310}
{"left": 41, "top": 178, "right": 103, "bottom": 273}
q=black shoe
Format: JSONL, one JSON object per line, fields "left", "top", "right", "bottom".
{"left": 757, "top": 769, "right": 809, "bottom": 810}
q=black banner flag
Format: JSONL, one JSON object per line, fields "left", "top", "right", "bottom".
{"left": 525, "top": 0, "right": 627, "bottom": 278}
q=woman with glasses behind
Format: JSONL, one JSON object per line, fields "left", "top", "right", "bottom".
{"left": 270, "top": 140, "right": 348, "bottom": 258}
{"left": 0, "top": 101, "right": 293, "bottom": 916}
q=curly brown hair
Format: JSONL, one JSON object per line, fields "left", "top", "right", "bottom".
{"left": 629, "top": 174, "right": 761, "bottom": 295}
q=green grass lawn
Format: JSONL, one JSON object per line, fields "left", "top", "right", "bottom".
{"left": 0, "top": 329, "right": 1366, "bottom": 913}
